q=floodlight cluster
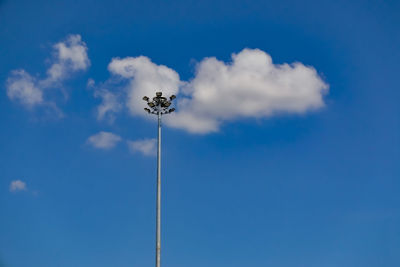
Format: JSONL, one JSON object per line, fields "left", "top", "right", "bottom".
{"left": 143, "top": 92, "right": 176, "bottom": 115}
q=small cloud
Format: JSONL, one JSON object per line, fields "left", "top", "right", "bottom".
{"left": 6, "top": 70, "right": 44, "bottom": 108}
{"left": 42, "top": 34, "right": 90, "bottom": 86}
{"left": 127, "top": 138, "right": 157, "bottom": 156}
{"left": 94, "top": 88, "right": 122, "bottom": 123}
{"left": 87, "top": 78, "right": 95, "bottom": 88}
{"left": 9, "top": 180, "right": 27, "bottom": 193}
{"left": 87, "top": 131, "right": 122, "bottom": 149}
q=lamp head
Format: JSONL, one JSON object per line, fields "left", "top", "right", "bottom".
{"left": 162, "top": 101, "right": 171, "bottom": 107}
{"left": 143, "top": 92, "right": 176, "bottom": 115}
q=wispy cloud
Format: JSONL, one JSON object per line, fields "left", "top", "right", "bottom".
{"left": 127, "top": 138, "right": 157, "bottom": 156}
{"left": 6, "top": 34, "right": 90, "bottom": 114}
{"left": 86, "top": 130, "right": 156, "bottom": 156}
{"left": 9, "top": 180, "right": 27, "bottom": 193}
{"left": 87, "top": 78, "right": 124, "bottom": 123}
{"left": 94, "top": 89, "right": 122, "bottom": 122}
{"left": 87, "top": 131, "right": 122, "bottom": 149}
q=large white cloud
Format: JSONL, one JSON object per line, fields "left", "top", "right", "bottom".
{"left": 6, "top": 34, "right": 90, "bottom": 111}
{"left": 168, "top": 48, "right": 328, "bottom": 133}
{"left": 103, "top": 48, "right": 328, "bottom": 134}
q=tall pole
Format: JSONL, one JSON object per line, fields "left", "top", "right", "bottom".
{"left": 156, "top": 111, "right": 161, "bottom": 267}
{"left": 142, "top": 92, "right": 176, "bottom": 267}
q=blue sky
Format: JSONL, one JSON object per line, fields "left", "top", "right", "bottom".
{"left": 1, "top": 0, "right": 399, "bottom": 266}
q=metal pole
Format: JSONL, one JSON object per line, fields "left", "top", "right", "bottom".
{"left": 156, "top": 111, "right": 162, "bottom": 267}
{"left": 143, "top": 92, "right": 175, "bottom": 267}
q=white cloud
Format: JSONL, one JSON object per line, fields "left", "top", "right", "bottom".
{"left": 6, "top": 34, "right": 90, "bottom": 111}
{"left": 87, "top": 131, "right": 122, "bottom": 149}
{"left": 127, "top": 138, "right": 157, "bottom": 156}
{"left": 54, "top": 35, "right": 90, "bottom": 71}
{"left": 43, "top": 34, "right": 90, "bottom": 85}
{"left": 168, "top": 48, "right": 329, "bottom": 133}
{"left": 101, "top": 48, "right": 328, "bottom": 134}
{"left": 6, "top": 70, "right": 43, "bottom": 108}
{"left": 9, "top": 180, "right": 27, "bottom": 193}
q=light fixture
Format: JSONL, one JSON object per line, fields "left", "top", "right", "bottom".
{"left": 162, "top": 101, "right": 171, "bottom": 107}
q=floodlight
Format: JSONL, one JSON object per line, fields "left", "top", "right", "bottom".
{"left": 169, "top": 108, "right": 175, "bottom": 113}
{"left": 143, "top": 96, "right": 149, "bottom": 101}
{"left": 148, "top": 102, "right": 156, "bottom": 108}
{"left": 156, "top": 92, "right": 162, "bottom": 97}
{"left": 144, "top": 108, "right": 151, "bottom": 113}
{"left": 170, "top": 95, "right": 176, "bottom": 100}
